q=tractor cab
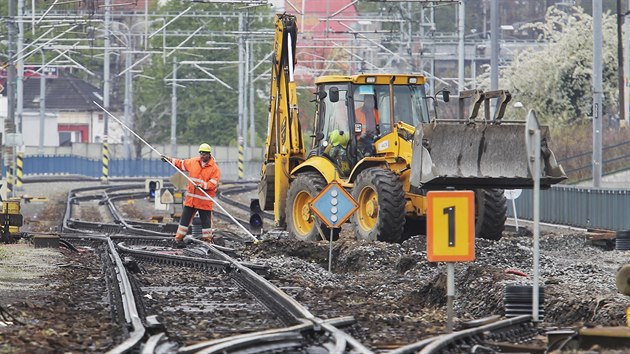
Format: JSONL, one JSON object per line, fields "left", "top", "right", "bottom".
{"left": 312, "top": 75, "right": 432, "bottom": 177}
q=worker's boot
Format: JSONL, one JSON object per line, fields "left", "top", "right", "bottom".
{"left": 201, "top": 228, "right": 213, "bottom": 244}
{"left": 174, "top": 225, "right": 187, "bottom": 248}
{"left": 173, "top": 237, "right": 186, "bottom": 249}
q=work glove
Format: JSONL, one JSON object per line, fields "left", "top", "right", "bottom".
{"left": 160, "top": 155, "right": 170, "bottom": 163}
{"left": 195, "top": 184, "right": 203, "bottom": 190}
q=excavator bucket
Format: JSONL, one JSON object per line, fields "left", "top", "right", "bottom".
{"left": 409, "top": 123, "right": 566, "bottom": 190}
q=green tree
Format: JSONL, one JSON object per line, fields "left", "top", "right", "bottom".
{"left": 132, "top": 3, "right": 274, "bottom": 156}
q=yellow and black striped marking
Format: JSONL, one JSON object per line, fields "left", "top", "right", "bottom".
{"left": 16, "top": 152, "right": 23, "bottom": 189}
{"left": 238, "top": 141, "right": 244, "bottom": 180}
{"left": 6, "top": 164, "right": 13, "bottom": 196}
{"left": 102, "top": 142, "right": 109, "bottom": 183}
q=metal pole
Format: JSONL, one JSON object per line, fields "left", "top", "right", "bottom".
{"left": 238, "top": 12, "right": 245, "bottom": 140}
{"left": 490, "top": 0, "right": 498, "bottom": 90}
{"left": 244, "top": 36, "right": 249, "bottom": 150}
{"left": 102, "top": 0, "right": 111, "bottom": 183}
{"left": 617, "top": 0, "right": 630, "bottom": 122}
{"left": 512, "top": 198, "right": 519, "bottom": 232}
{"left": 625, "top": 0, "right": 630, "bottom": 127}
{"left": 328, "top": 228, "right": 334, "bottom": 272}
{"left": 4, "top": 0, "right": 16, "bottom": 188}
{"left": 16, "top": 0, "right": 24, "bottom": 137}
{"left": 248, "top": 40, "right": 256, "bottom": 149}
{"left": 129, "top": 57, "right": 135, "bottom": 159}
{"left": 301, "top": 0, "right": 305, "bottom": 34}
{"left": 593, "top": 0, "right": 603, "bottom": 187}
{"left": 171, "top": 58, "right": 177, "bottom": 156}
{"left": 446, "top": 263, "right": 454, "bottom": 332}
{"left": 6, "top": 0, "right": 17, "bottom": 197}
{"left": 458, "top": 0, "right": 465, "bottom": 93}
{"left": 38, "top": 50, "right": 45, "bottom": 155}
{"left": 14, "top": 0, "right": 24, "bottom": 195}
{"left": 144, "top": 0, "right": 149, "bottom": 50}
{"left": 532, "top": 128, "right": 541, "bottom": 322}
{"left": 237, "top": 12, "right": 245, "bottom": 180}
{"left": 124, "top": 48, "right": 132, "bottom": 159}
{"left": 430, "top": 7, "right": 435, "bottom": 96}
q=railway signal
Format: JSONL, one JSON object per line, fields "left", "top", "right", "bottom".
{"left": 249, "top": 199, "right": 263, "bottom": 235}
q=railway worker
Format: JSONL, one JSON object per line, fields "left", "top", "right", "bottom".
{"left": 355, "top": 93, "right": 379, "bottom": 135}
{"left": 161, "top": 143, "right": 221, "bottom": 246}
{"left": 354, "top": 90, "right": 379, "bottom": 158}
{"left": 324, "top": 129, "right": 351, "bottom": 176}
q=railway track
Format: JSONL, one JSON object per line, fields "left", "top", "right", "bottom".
{"left": 59, "top": 182, "right": 373, "bottom": 353}
{"left": 11, "top": 177, "right": 630, "bottom": 353}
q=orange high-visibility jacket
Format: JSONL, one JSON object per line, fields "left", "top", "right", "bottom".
{"left": 171, "top": 156, "right": 221, "bottom": 211}
{"left": 355, "top": 108, "right": 380, "bottom": 133}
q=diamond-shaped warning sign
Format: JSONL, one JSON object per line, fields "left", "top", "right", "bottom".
{"left": 309, "top": 181, "right": 358, "bottom": 229}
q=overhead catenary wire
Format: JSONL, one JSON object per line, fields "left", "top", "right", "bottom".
{"left": 93, "top": 101, "right": 259, "bottom": 243}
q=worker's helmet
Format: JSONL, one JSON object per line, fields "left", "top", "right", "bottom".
{"left": 198, "top": 143, "right": 212, "bottom": 153}
{"left": 329, "top": 130, "right": 349, "bottom": 148}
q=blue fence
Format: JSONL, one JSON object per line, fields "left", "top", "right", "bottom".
{"left": 20, "top": 155, "right": 260, "bottom": 181}
{"left": 508, "top": 185, "right": 630, "bottom": 232}
{"left": 24, "top": 155, "right": 173, "bottom": 177}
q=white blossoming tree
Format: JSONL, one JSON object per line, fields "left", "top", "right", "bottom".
{"left": 478, "top": 6, "right": 619, "bottom": 128}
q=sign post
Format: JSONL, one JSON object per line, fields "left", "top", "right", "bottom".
{"left": 310, "top": 181, "right": 358, "bottom": 272}
{"left": 526, "top": 110, "right": 542, "bottom": 322}
{"left": 504, "top": 189, "right": 522, "bottom": 232}
{"left": 427, "top": 190, "right": 475, "bottom": 332}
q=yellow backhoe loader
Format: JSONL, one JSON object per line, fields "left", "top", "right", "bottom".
{"left": 258, "top": 14, "right": 566, "bottom": 242}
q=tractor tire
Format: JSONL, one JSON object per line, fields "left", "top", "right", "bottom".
{"left": 475, "top": 188, "right": 507, "bottom": 240}
{"left": 351, "top": 168, "right": 405, "bottom": 242}
{"left": 286, "top": 173, "right": 340, "bottom": 241}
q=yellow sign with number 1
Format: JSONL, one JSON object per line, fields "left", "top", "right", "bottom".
{"left": 427, "top": 191, "right": 475, "bottom": 262}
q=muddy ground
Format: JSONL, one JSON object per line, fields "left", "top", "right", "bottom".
{"left": 0, "top": 181, "right": 628, "bottom": 353}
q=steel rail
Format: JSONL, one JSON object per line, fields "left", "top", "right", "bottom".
{"left": 116, "top": 242, "right": 232, "bottom": 271}
{"left": 104, "top": 237, "right": 147, "bottom": 354}
{"left": 417, "top": 315, "right": 534, "bottom": 354}
{"left": 62, "top": 181, "right": 372, "bottom": 353}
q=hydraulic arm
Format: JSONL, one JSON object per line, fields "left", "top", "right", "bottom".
{"left": 258, "top": 14, "right": 304, "bottom": 226}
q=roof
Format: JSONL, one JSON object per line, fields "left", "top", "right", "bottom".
{"left": 22, "top": 76, "right": 121, "bottom": 112}
{"left": 315, "top": 74, "right": 427, "bottom": 85}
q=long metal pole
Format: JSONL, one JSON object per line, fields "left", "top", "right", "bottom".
{"left": 16, "top": 0, "right": 24, "bottom": 137}
{"left": 243, "top": 34, "right": 249, "bottom": 150}
{"left": 248, "top": 40, "right": 256, "bottom": 149}
{"left": 237, "top": 12, "right": 245, "bottom": 180}
{"left": 617, "top": 0, "right": 630, "bottom": 121}
{"left": 124, "top": 46, "right": 132, "bottom": 159}
{"left": 626, "top": 0, "right": 630, "bottom": 127}
{"left": 171, "top": 58, "right": 177, "bottom": 156}
{"left": 490, "top": 0, "right": 498, "bottom": 91}
{"left": 102, "top": 0, "right": 111, "bottom": 183}
{"left": 532, "top": 128, "right": 541, "bottom": 322}
{"left": 446, "top": 263, "right": 454, "bottom": 332}
{"left": 93, "top": 101, "right": 258, "bottom": 242}
{"left": 238, "top": 11, "right": 245, "bottom": 141}
{"left": 430, "top": 7, "right": 435, "bottom": 96}
{"left": 38, "top": 51, "right": 46, "bottom": 154}
{"left": 458, "top": 0, "right": 465, "bottom": 93}
{"left": 6, "top": 0, "right": 17, "bottom": 197}
{"left": 593, "top": 0, "right": 603, "bottom": 187}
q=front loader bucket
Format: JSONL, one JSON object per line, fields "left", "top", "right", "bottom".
{"left": 409, "top": 123, "right": 566, "bottom": 190}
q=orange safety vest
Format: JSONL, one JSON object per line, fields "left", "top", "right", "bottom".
{"left": 355, "top": 108, "right": 380, "bottom": 133}
{"left": 172, "top": 156, "right": 221, "bottom": 211}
